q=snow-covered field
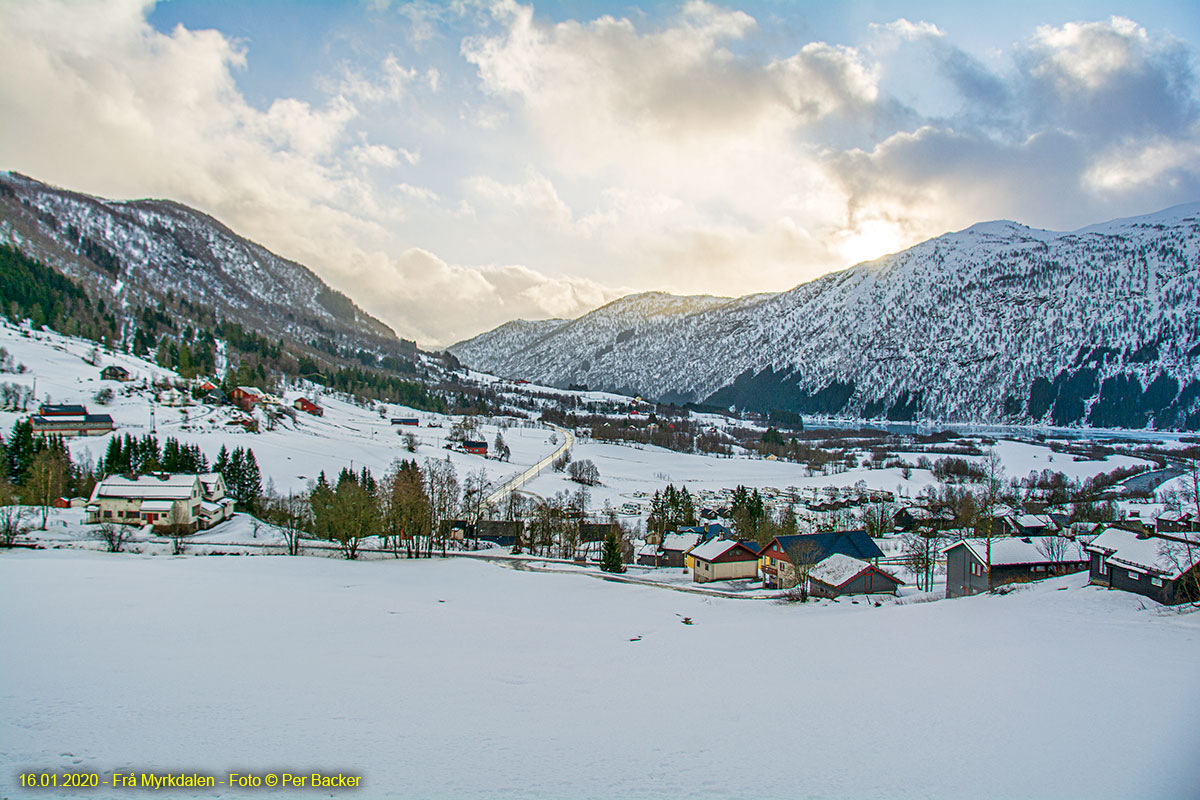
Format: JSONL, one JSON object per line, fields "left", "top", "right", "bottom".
{"left": 2, "top": 550, "right": 1197, "bottom": 799}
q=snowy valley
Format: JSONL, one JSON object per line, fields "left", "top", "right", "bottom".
{"left": 2, "top": 318, "right": 1200, "bottom": 798}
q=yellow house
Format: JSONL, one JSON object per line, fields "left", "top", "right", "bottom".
{"left": 689, "top": 539, "right": 761, "bottom": 583}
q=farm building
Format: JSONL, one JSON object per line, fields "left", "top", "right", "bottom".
{"left": 293, "top": 397, "right": 324, "bottom": 416}
{"left": 391, "top": 417, "right": 420, "bottom": 426}
{"left": 943, "top": 536, "right": 1088, "bottom": 598}
{"left": 100, "top": 365, "right": 131, "bottom": 381}
{"left": 808, "top": 554, "right": 904, "bottom": 598}
{"left": 462, "top": 440, "right": 488, "bottom": 456}
{"left": 29, "top": 403, "right": 114, "bottom": 438}
{"left": 38, "top": 403, "right": 88, "bottom": 416}
{"left": 229, "top": 386, "right": 266, "bottom": 410}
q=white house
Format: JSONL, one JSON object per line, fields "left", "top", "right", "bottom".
{"left": 87, "top": 473, "right": 234, "bottom": 531}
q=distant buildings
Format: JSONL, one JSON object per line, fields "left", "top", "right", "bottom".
{"left": 29, "top": 402, "right": 114, "bottom": 438}
{"left": 462, "top": 440, "right": 488, "bottom": 456}
{"left": 100, "top": 365, "right": 131, "bottom": 381}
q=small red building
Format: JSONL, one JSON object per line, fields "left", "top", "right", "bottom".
{"left": 293, "top": 397, "right": 324, "bottom": 417}
{"left": 463, "top": 440, "right": 488, "bottom": 455}
{"left": 229, "top": 386, "right": 266, "bottom": 411}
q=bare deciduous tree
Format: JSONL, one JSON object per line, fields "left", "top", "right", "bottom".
{"left": 0, "top": 493, "right": 29, "bottom": 547}
{"left": 978, "top": 453, "right": 1005, "bottom": 588}
{"left": 96, "top": 521, "right": 133, "bottom": 553}
{"left": 783, "top": 539, "right": 823, "bottom": 595}
{"left": 159, "top": 503, "right": 193, "bottom": 555}
{"left": 425, "top": 457, "right": 459, "bottom": 557}
{"left": 26, "top": 446, "right": 69, "bottom": 530}
{"left": 1036, "top": 535, "right": 1068, "bottom": 564}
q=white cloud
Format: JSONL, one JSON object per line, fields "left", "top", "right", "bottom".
{"left": 465, "top": 169, "right": 573, "bottom": 229}
{"left": 0, "top": 0, "right": 623, "bottom": 347}
{"left": 2, "top": 2, "right": 1197, "bottom": 347}
{"left": 341, "top": 248, "right": 620, "bottom": 346}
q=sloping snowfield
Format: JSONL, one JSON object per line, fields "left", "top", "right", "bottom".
{"left": 2, "top": 550, "right": 1198, "bottom": 799}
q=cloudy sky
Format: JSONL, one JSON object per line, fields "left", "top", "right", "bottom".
{"left": 2, "top": 0, "right": 1198, "bottom": 346}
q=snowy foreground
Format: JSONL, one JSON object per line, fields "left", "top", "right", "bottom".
{"left": 2, "top": 551, "right": 1198, "bottom": 800}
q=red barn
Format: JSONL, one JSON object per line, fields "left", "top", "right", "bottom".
{"left": 293, "top": 397, "right": 324, "bottom": 417}
{"left": 463, "top": 440, "right": 488, "bottom": 455}
{"left": 229, "top": 386, "right": 266, "bottom": 411}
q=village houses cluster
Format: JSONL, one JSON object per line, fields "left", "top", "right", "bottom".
{"left": 20, "top": 363, "right": 1200, "bottom": 607}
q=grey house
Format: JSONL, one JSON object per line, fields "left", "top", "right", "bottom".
{"left": 1086, "top": 527, "right": 1200, "bottom": 605}
{"left": 637, "top": 532, "right": 701, "bottom": 568}
{"left": 944, "top": 536, "right": 1088, "bottom": 598}
{"left": 808, "top": 554, "right": 904, "bottom": 598}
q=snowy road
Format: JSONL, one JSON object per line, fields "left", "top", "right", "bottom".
{"left": 483, "top": 423, "right": 574, "bottom": 508}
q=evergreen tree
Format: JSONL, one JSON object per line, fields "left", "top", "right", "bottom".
{"left": 679, "top": 486, "right": 697, "bottom": 527}
{"left": 359, "top": 466, "right": 376, "bottom": 494}
{"left": 221, "top": 446, "right": 261, "bottom": 512}
{"left": 600, "top": 528, "right": 625, "bottom": 573}
{"left": 647, "top": 490, "right": 667, "bottom": 539}
{"left": 240, "top": 448, "right": 262, "bottom": 512}
{"left": 7, "top": 419, "right": 35, "bottom": 484}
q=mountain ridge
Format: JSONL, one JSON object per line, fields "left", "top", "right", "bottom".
{"left": 452, "top": 204, "right": 1200, "bottom": 429}
{"left": 0, "top": 171, "right": 414, "bottom": 369}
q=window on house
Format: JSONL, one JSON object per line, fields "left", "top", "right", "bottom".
{"left": 1128, "top": 570, "right": 1138, "bottom": 581}
{"left": 1099, "top": 561, "right": 1108, "bottom": 576}
{"left": 1150, "top": 577, "right": 1163, "bottom": 587}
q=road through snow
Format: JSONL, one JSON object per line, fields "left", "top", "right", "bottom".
{"left": 483, "top": 424, "right": 574, "bottom": 508}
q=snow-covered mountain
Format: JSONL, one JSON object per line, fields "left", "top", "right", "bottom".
{"left": 0, "top": 172, "right": 413, "bottom": 363}
{"left": 453, "top": 206, "right": 1200, "bottom": 429}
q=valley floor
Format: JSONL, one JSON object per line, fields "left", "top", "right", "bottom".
{"left": 2, "top": 549, "right": 1198, "bottom": 800}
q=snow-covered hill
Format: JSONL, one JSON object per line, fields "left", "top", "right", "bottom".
{"left": 452, "top": 205, "right": 1200, "bottom": 429}
{"left": 0, "top": 322, "right": 553, "bottom": 495}
{"left": 0, "top": 172, "right": 413, "bottom": 364}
